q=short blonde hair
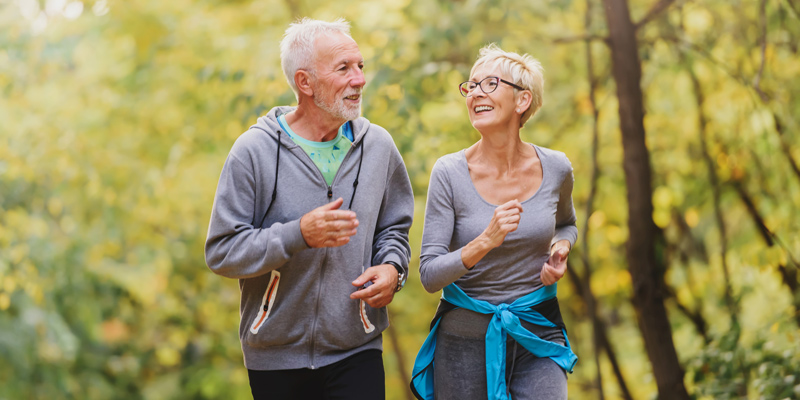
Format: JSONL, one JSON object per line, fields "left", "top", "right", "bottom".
{"left": 280, "top": 18, "right": 352, "bottom": 100}
{"left": 470, "top": 44, "right": 544, "bottom": 127}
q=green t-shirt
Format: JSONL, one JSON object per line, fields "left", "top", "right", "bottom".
{"left": 278, "top": 114, "right": 353, "bottom": 185}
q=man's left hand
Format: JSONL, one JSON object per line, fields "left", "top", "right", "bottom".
{"left": 350, "top": 264, "right": 398, "bottom": 308}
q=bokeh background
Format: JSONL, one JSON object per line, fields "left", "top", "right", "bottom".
{"left": 2, "top": 0, "right": 799, "bottom": 398}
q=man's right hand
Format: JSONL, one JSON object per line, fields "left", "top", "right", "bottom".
{"left": 300, "top": 197, "right": 359, "bottom": 248}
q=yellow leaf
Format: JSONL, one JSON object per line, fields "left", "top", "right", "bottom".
{"left": 3, "top": 276, "right": 15, "bottom": 293}
{"left": 653, "top": 186, "right": 673, "bottom": 209}
{"left": 685, "top": 208, "right": 700, "bottom": 228}
{"left": 156, "top": 346, "right": 180, "bottom": 367}
{"left": 653, "top": 209, "right": 671, "bottom": 229}
{"left": 684, "top": 7, "right": 713, "bottom": 37}
{"left": 588, "top": 211, "right": 606, "bottom": 230}
{"left": 0, "top": 293, "right": 10, "bottom": 311}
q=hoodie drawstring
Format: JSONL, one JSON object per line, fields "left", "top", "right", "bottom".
{"left": 259, "top": 128, "right": 365, "bottom": 227}
{"left": 259, "top": 130, "right": 282, "bottom": 228}
{"left": 348, "top": 136, "right": 364, "bottom": 210}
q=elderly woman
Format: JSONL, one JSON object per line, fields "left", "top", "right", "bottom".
{"left": 410, "top": 44, "right": 578, "bottom": 400}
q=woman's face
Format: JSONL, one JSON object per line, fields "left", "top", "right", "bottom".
{"left": 465, "top": 64, "right": 519, "bottom": 133}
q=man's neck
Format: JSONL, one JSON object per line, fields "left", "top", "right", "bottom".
{"left": 284, "top": 105, "right": 344, "bottom": 142}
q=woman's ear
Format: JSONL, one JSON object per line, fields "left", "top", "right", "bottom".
{"left": 516, "top": 90, "right": 532, "bottom": 114}
{"left": 295, "top": 70, "right": 314, "bottom": 97}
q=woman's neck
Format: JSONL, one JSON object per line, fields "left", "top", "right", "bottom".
{"left": 467, "top": 130, "right": 533, "bottom": 173}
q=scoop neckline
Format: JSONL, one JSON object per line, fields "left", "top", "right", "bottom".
{"left": 460, "top": 143, "right": 546, "bottom": 207}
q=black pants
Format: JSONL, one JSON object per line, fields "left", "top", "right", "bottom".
{"left": 248, "top": 350, "right": 385, "bottom": 400}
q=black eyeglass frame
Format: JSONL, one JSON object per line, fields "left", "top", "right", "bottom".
{"left": 458, "top": 76, "right": 526, "bottom": 97}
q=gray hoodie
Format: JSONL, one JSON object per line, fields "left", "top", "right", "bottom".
{"left": 205, "top": 106, "right": 414, "bottom": 370}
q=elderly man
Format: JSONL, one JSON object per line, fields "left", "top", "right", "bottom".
{"left": 205, "top": 18, "right": 414, "bottom": 399}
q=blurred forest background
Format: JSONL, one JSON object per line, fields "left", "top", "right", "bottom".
{"left": 1, "top": 0, "right": 799, "bottom": 398}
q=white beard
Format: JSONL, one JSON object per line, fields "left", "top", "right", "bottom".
{"left": 314, "top": 86, "right": 361, "bottom": 121}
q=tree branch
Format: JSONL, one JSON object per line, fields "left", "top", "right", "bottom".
{"left": 283, "top": 0, "right": 304, "bottom": 19}
{"left": 783, "top": 0, "right": 800, "bottom": 18}
{"left": 666, "top": 284, "right": 709, "bottom": 343}
{"left": 635, "top": 0, "right": 678, "bottom": 30}
{"left": 662, "top": 211, "right": 711, "bottom": 343}
{"left": 754, "top": 0, "right": 769, "bottom": 102}
{"left": 554, "top": 0, "right": 681, "bottom": 46}
{"left": 732, "top": 181, "right": 774, "bottom": 247}
{"left": 772, "top": 116, "right": 800, "bottom": 184}
{"left": 581, "top": 0, "right": 606, "bottom": 396}
{"left": 686, "top": 60, "right": 739, "bottom": 325}
{"left": 550, "top": 33, "right": 609, "bottom": 45}
{"left": 731, "top": 178, "right": 800, "bottom": 326}
{"left": 665, "top": 29, "right": 800, "bottom": 188}
{"left": 566, "top": 259, "right": 634, "bottom": 400}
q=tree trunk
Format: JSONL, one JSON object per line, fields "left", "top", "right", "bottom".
{"left": 600, "top": 0, "right": 690, "bottom": 398}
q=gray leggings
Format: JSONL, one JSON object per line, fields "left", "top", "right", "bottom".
{"left": 433, "top": 308, "right": 568, "bottom": 400}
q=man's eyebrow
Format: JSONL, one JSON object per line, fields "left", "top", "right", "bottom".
{"left": 337, "top": 58, "right": 364, "bottom": 65}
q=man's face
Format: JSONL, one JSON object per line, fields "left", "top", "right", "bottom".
{"left": 311, "top": 32, "right": 365, "bottom": 122}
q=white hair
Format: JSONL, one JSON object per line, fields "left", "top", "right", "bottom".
{"left": 471, "top": 43, "right": 545, "bottom": 127}
{"left": 280, "top": 18, "right": 352, "bottom": 101}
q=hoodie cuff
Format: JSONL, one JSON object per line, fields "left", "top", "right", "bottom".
{"left": 279, "top": 218, "right": 311, "bottom": 255}
{"left": 378, "top": 253, "right": 407, "bottom": 274}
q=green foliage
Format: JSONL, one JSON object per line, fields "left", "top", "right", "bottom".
{"left": 690, "top": 327, "right": 800, "bottom": 400}
{"left": 1, "top": 0, "right": 799, "bottom": 399}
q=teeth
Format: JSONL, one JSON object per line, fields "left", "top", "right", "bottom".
{"left": 475, "top": 106, "right": 493, "bottom": 112}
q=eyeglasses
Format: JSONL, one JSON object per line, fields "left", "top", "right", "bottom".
{"left": 458, "top": 76, "right": 526, "bottom": 97}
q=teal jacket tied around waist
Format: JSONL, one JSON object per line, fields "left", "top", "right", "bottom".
{"left": 410, "top": 283, "right": 578, "bottom": 400}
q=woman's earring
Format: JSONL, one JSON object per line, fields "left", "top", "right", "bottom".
{"left": 516, "top": 109, "right": 520, "bottom": 113}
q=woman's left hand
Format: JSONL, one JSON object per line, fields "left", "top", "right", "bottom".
{"left": 541, "top": 240, "right": 570, "bottom": 286}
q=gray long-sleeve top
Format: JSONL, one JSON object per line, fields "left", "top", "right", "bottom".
{"left": 419, "top": 145, "right": 578, "bottom": 305}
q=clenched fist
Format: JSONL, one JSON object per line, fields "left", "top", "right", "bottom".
{"left": 541, "top": 240, "right": 570, "bottom": 286}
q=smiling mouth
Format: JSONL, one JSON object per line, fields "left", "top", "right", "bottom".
{"left": 345, "top": 94, "right": 361, "bottom": 101}
{"left": 474, "top": 105, "right": 493, "bottom": 113}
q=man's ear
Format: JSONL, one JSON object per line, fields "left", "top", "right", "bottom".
{"left": 516, "top": 90, "right": 532, "bottom": 113}
{"left": 295, "top": 70, "right": 314, "bottom": 97}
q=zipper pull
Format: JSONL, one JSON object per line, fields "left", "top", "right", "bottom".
{"left": 327, "top": 186, "right": 333, "bottom": 199}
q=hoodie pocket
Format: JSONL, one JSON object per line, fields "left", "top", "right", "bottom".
{"left": 359, "top": 300, "right": 375, "bottom": 334}
{"left": 250, "top": 270, "right": 281, "bottom": 334}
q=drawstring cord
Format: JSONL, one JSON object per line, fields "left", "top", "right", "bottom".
{"left": 259, "top": 130, "right": 282, "bottom": 228}
{"left": 348, "top": 136, "right": 364, "bottom": 210}
{"left": 259, "top": 128, "right": 364, "bottom": 227}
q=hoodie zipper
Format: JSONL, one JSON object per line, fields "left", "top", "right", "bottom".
{"left": 283, "top": 130, "right": 363, "bottom": 205}
{"left": 308, "top": 247, "right": 329, "bottom": 369}
{"left": 306, "top": 125, "right": 365, "bottom": 369}
{"left": 325, "top": 133, "right": 362, "bottom": 206}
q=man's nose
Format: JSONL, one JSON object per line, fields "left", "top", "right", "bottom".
{"left": 350, "top": 69, "right": 366, "bottom": 88}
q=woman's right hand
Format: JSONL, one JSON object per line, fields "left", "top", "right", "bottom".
{"left": 481, "top": 199, "right": 523, "bottom": 249}
{"left": 461, "top": 200, "right": 523, "bottom": 269}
